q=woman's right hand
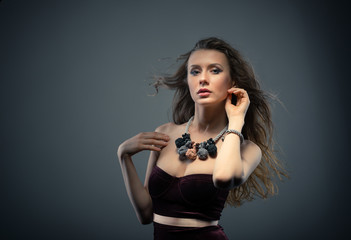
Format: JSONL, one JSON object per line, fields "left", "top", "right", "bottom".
{"left": 118, "top": 132, "right": 170, "bottom": 160}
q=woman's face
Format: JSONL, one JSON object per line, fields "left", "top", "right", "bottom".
{"left": 187, "top": 49, "right": 232, "bottom": 106}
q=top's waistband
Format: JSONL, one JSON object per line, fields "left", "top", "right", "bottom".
{"left": 153, "top": 213, "right": 219, "bottom": 228}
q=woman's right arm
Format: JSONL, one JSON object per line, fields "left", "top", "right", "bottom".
{"left": 117, "top": 132, "right": 170, "bottom": 224}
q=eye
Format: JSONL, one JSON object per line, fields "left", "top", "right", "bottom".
{"left": 190, "top": 69, "right": 200, "bottom": 76}
{"left": 211, "top": 68, "right": 223, "bottom": 74}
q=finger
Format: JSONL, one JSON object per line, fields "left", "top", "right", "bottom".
{"left": 141, "top": 132, "right": 170, "bottom": 141}
{"left": 232, "top": 89, "right": 249, "bottom": 100}
{"left": 232, "top": 88, "right": 246, "bottom": 94}
{"left": 152, "top": 132, "right": 170, "bottom": 141}
{"left": 228, "top": 86, "right": 245, "bottom": 91}
{"left": 142, "top": 139, "right": 169, "bottom": 147}
{"left": 227, "top": 87, "right": 239, "bottom": 93}
{"left": 142, "top": 144, "right": 162, "bottom": 152}
{"left": 228, "top": 89, "right": 246, "bottom": 99}
{"left": 226, "top": 91, "right": 232, "bottom": 105}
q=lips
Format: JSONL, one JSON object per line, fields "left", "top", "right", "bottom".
{"left": 197, "top": 88, "right": 211, "bottom": 97}
{"left": 197, "top": 88, "right": 211, "bottom": 94}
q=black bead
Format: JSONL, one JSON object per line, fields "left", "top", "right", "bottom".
{"left": 207, "top": 138, "right": 215, "bottom": 145}
{"left": 182, "top": 133, "right": 191, "bottom": 141}
{"left": 175, "top": 137, "right": 185, "bottom": 148}
{"left": 207, "top": 144, "right": 217, "bottom": 157}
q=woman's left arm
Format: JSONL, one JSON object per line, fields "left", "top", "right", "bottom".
{"left": 213, "top": 88, "right": 262, "bottom": 189}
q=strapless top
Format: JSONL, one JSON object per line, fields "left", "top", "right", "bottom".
{"left": 148, "top": 165, "right": 229, "bottom": 221}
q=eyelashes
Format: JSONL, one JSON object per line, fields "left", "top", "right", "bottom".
{"left": 212, "top": 68, "right": 223, "bottom": 74}
{"left": 190, "top": 69, "right": 200, "bottom": 76}
{"left": 189, "top": 68, "right": 223, "bottom": 76}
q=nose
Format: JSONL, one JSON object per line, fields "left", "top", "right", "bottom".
{"left": 199, "top": 72, "right": 209, "bottom": 86}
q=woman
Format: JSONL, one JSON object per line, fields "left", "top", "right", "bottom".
{"left": 117, "top": 37, "right": 288, "bottom": 239}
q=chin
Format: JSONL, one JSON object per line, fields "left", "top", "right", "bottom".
{"left": 195, "top": 98, "right": 224, "bottom": 106}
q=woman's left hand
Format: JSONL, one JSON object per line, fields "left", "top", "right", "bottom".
{"left": 225, "top": 87, "right": 250, "bottom": 120}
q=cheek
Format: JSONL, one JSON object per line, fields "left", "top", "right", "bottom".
{"left": 225, "top": 78, "right": 233, "bottom": 91}
{"left": 217, "top": 77, "right": 232, "bottom": 99}
{"left": 224, "top": 74, "right": 233, "bottom": 87}
{"left": 187, "top": 78, "right": 197, "bottom": 98}
{"left": 217, "top": 76, "right": 232, "bottom": 89}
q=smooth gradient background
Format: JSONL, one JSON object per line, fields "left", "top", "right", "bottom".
{"left": 1, "top": 0, "right": 349, "bottom": 239}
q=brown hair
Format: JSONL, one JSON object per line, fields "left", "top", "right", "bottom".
{"left": 153, "top": 37, "right": 289, "bottom": 207}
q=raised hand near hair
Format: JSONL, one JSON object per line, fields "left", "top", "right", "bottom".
{"left": 225, "top": 87, "right": 250, "bottom": 121}
{"left": 118, "top": 132, "right": 170, "bottom": 160}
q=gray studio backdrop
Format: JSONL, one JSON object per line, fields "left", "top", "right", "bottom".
{"left": 1, "top": 0, "right": 349, "bottom": 239}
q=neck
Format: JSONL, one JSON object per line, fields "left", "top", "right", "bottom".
{"left": 191, "top": 103, "right": 228, "bottom": 134}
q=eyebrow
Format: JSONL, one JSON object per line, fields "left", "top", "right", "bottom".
{"left": 189, "top": 63, "right": 224, "bottom": 69}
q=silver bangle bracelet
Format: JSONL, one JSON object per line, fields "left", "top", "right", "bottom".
{"left": 222, "top": 129, "right": 244, "bottom": 144}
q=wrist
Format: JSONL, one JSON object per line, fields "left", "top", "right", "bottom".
{"left": 228, "top": 117, "right": 244, "bottom": 132}
{"left": 224, "top": 129, "right": 244, "bottom": 144}
{"left": 117, "top": 143, "right": 128, "bottom": 160}
{"left": 118, "top": 151, "right": 132, "bottom": 166}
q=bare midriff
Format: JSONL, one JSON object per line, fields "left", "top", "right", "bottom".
{"left": 153, "top": 213, "right": 219, "bottom": 228}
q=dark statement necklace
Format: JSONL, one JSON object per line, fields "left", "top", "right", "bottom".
{"left": 175, "top": 116, "right": 228, "bottom": 161}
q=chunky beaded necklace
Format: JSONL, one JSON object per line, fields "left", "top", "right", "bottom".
{"left": 175, "top": 116, "right": 228, "bottom": 160}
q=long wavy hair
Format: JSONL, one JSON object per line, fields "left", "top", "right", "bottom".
{"left": 152, "top": 37, "right": 288, "bottom": 207}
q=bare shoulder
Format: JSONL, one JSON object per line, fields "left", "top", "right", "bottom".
{"left": 241, "top": 140, "right": 262, "bottom": 160}
{"left": 155, "top": 122, "right": 174, "bottom": 133}
{"left": 242, "top": 139, "right": 260, "bottom": 149}
{"left": 155, "top": 122, "right": 185, "bottom": 136}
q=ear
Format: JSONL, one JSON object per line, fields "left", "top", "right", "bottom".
{"left": 230, "top": 78, "right": 236, "bottom": 87}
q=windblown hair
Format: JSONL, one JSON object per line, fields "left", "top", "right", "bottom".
{"left": 153, "top": 37, "right": 288, "bottom": 207}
